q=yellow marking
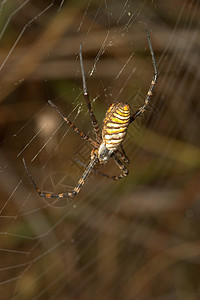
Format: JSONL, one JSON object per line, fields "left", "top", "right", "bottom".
{"left": 116, "top": 109, "right": 130, "bottom": 117}
{"left": 107, "top": 122, "right": 128, "bottom": 128}
{"left": 79, "top": 178, "right": 84, "bottom": 185}
{"left": 124, "top": 104, "right": 130, "bottom": 111}
{"left": 106, "top": 104, "right": 114, "bottom": 114}
{"left": 111, "top": 117, "right": 129, "bottom": 124}
{"left": 106, "top": 127, "right": 126, "bottom": 134}
{"left": 113, "top": 112, "right": 130, "bottom": 120}
{"left": 46, "top": 193, "right": 52, "bottom": 198}
{"left": 59, "top": 193, "right": 64, "bottom": 198}
{"left": 106, "top": 138, "right": 124, "bottom": 145}
{"left": 105, "top": 132, "right": 126, "bottom": 140}
{"left": 151, "top": 80, "right": 155, "bottom": 84}
{"left": 118, "top": 107, "right": 129, "bottom": 112}
{"left": 106, "top": 137, "right": 124, "bottom": 143}
{"left": 74, "top": 187, "right": 79, "bottom": 192}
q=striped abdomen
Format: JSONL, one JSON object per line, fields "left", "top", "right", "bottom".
{"left": 102, "top": 103, "right": 131, "bottom": 151}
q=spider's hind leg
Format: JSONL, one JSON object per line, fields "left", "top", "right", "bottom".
{"left": 89, "top": 153, "right": 129, "bottom": 181}
{"left": 23, "top": 157, "right": 97, "bottom": 201}
{"left": 117, "top": 145, "right": 130, "bottom": 164}
{"left": 110, "top": 153, "right": 129, "bottom": 180}
{"left": 73, "top": 153, "right": 128, "bottom": 181}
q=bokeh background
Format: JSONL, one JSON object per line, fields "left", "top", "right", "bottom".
{"left": 0, "top": 0, "right": 200, "bottom": 299}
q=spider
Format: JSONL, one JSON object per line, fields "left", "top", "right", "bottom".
{"left": 23, "top": 28, "right": 158, "bottom": 202}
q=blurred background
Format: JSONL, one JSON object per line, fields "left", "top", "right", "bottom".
{"left": 0, "top": 0, "right": 200, "bottom": 299}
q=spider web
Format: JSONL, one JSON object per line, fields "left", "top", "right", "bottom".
{"left": 0, "top": 0, "right": 200, "bottom": 299}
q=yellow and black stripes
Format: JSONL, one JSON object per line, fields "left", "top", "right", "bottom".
{"left": 102, "top": 103, "right": 131, "bottom": 151}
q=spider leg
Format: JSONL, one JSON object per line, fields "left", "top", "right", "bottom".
{"left": 95, "top": 155, "right": 129, "bottom": 180}
{"left": 79, "top": 44, "right": 101, "bottom": 142}
{"left": 117, "top": 145, "right": 130, "bottom": 164}
{"left": 73, "top": 157, "right": 119, "bottom": 179}
{"left": 23, "top": 157, "right": 97, "bottom": 200}
{"left": 48, "top": 100, "right": 98, "bottom": 148}
{"left": 74, "top": 153, "right": 128, "bottom": 181}
{"left": 110, "top": 153, "right": 129, "bottom": 180}
{"left": 130, "top": 28, "right": 158, "bottom": 123}
{"left": 85, "top": 153, "right": 129, "bottom": 180}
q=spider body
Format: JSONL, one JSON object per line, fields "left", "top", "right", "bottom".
{"left": 102, "top": 102, "right": 131, "bottom": 152}
{"left": 23, "top": 29, "right": 158, "bottom": 202}
{"left": 97, "top": 102, "right": 131, "bottom": 163}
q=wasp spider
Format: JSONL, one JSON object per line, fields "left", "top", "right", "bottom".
{"left": 23, "top": 29, "right": 158, "bottom": 201}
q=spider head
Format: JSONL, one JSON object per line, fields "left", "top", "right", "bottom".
{"left": 98, "top": 142, "right": 113, "bottom": 164}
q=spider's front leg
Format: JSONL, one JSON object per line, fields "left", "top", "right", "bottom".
{"left": 130, "top": 28, "right": 158, "bottom": 123}
{"left": 79, "top": 44, "right": 101, "bottom": 143}
{"left": 48, "top": 100, "right": 98, "bottom": 148}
